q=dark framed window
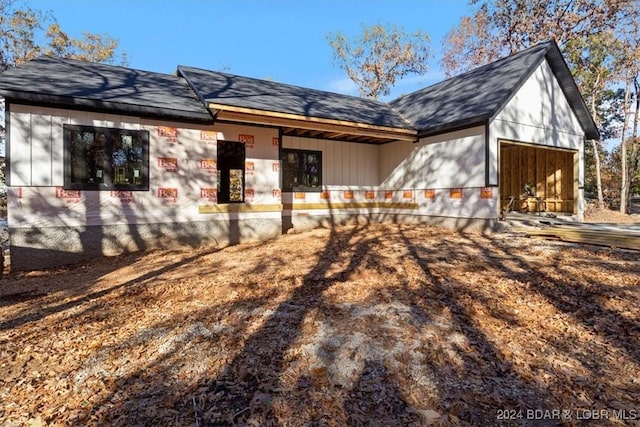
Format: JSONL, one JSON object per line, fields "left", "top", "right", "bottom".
{"left": 64, "top": 125, "right": 149, "bottom": 191}
{"left": 217, "top": 140, "right": 245, "bottom": 203}
{"left": 282, "top": 149, "right": 322, "bottom": 192}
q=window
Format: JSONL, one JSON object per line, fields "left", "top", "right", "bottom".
{"left": 282, "top": 149, "right": 322, "bottom": 192}
{"left": 217, "top": 140, "right": 245, "bottom": 203}
{"left": 64, "top": 125, "right": 149, "bottom": 191}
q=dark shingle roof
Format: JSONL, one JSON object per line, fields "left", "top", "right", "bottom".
{"left": 0, "top": 42, "right": 598, "bottom": 140}
{"left": 177, "top": 65, "right": 412, "bottom": 129}
{"left": 0, "top": 55, "right": 212, "bottom": 123}
{"left": 390, "top": 41, "right": 599, "bottom": 140}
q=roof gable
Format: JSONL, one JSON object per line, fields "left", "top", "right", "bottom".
{"left": 177, "top": 65, "right": 412, "bottom": 130}
{"left": 390, "top": 41, "right": 599, "bottom": 140}
{"left": 543, "top": 43, "right": 599, "bottom": 140}
{"left": 0, "top": 55, "right": 212, "bottom": 123}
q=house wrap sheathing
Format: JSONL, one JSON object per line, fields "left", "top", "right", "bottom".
{"left": 0, "top": 41, "right": 599, "bottom": 270}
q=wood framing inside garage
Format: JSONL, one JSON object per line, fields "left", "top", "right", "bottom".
{"left": 499, "top": 140, "right": 578, "bottom": 213}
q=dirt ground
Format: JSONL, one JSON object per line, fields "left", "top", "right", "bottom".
{"left": 0, "top": 222, "right": 638, "bottom": 426}
{"left": 585, "top": 207, "right": 640, "bottom": 224}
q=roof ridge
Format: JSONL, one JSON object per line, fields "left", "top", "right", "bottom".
{"left": 177, "top": 64, "right": 392, "bottom": 107}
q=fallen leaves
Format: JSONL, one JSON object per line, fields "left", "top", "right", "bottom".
{"left": 0, "top": 223, "right": 639, "bottom": 426}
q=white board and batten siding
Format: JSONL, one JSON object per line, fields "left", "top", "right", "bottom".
{"left": 282, "top": 135, "right": 379, "bottom": 186}
{"left": 382, "top": 126, "right": 486, "bottom": 189}
{"left": 489, "top": 59, "right": 586, "bottom": 186}
{"left": 283, "top": 126, "right": 496, "bottom": 220}
{"left": 413, "top": 126, "right": 495, "bottom": 219}
{"left": 284, "top": 127, "right": 486, "bottom": 189}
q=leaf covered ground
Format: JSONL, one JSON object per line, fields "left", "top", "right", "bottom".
{"left": 0, "top": 223, "right": 639, "bottom": 426}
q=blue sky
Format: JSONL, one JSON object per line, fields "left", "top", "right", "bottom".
{"left": 31, "top": 0, "right": 474, "bottom": 100}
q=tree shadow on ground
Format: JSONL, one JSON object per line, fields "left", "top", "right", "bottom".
{"left": 0, "top": 246, "right": 223, "bottom": 331}
{"left": 74, "top": 219, "right": 424, "bottom": 426}
{"left": 4, "top": 223, "right": 638, "bottom": 426}
{"left": 195, "top": 220, "right": 404, "bottom": 425}
{"left": 464, "top": 232, "right": 640, "bottom": 366}
{"left": 395, "top": 226, "right": 556, "bottom": 422}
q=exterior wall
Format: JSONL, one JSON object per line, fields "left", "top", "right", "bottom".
{"left": 382, "top": 126, "right": 486, "bottom": 189}
{"left": 281, "top": 127, "right": 496, "bottom": 233}
{"left": 282, "top": 135, "right": 379, "bottom": 186}
{"left": 7, "top": 105, "right": 282, "bottom": 269}
{"left": 489, "top": 59, "right": 586, "bottom": 218}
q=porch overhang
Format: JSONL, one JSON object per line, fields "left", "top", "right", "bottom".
{"left": 208, "top": 102, "right": 418, "bottom": 145}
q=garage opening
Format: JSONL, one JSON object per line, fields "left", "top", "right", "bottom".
{"left": 499, "top": 141, "right": 577, "bottom": 214}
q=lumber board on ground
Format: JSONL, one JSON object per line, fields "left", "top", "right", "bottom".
{"left": 516, "top": 226, "right": 640, "bottom": 251}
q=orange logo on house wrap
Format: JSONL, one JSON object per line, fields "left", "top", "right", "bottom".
{"left": 199, "top": 159, "right": 216, "bottom": 169}
{"left": 157, "top": 126, "right": 178, "bottom": 142}
{"left": 245, "top": 188, "right": 255, "bottom": 201}
{"left": 111, "top": 191, "right": 133, "bottom": 203}
{"left": 272, "top": 162, "right": 280, "bottom": 172}
{"left": 365, "top": 190, "right": 375, "bottom": 200}
{"left": 272, "top": 137, "right": 280, "bottom": 146}
{"left": 424, "top": 189, "right": 436, "bottom": 199}
{"left": 294, "top": 192, "right": 306, "bottom": 200}
{"left": 56, "top": 187, "right": 81, "bottom": 199}
{"left": 384, "top": 190, "right": 393, "bottom": 199}
{"left": 450, "top": 188, "right": 463, "bottom": 199}
{"left": 343, "top": 190, "right": 354, "bottom": 199}
{"left": 200, "top": 188, "right": 217, "bottom": 199}
{"left": 480, "top": 187, "right": 493, "bottom": 199}
{"left": 158, "top": 157, "right": 178, "bottom": 172}
{"left": 272, "top": 189, "right": 281, "bottom": 199}
{"left": 403, "top": 190, "right": 413, "bottom": 199}
{"left": 238, "top": 134, "right": 255, "bottom": 148}
{"left": 111, "top": 190, "right": 133, "bottom": 198}
{"left": 245, "top": 161, "right": 255, "bottom": 175}
{"left": 200, "top": 130, "right": 217, "bottom": 141}
{"left": 320, "top": 191, "right": 330, "bottom": 199}
{"left": 158, "top": 188, "right": 178, "bottom": 199}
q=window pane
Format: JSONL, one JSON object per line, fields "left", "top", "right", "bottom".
{"left": 282, "top": 151, "right": 299, "bottom": 189}
{"left": 90, "top": 132, "right": 108, "bottom": 184}
{"left": 285, "top": 152, "right": 298, "bottom": 165}
{"left": 64, "top": 125, "right": 149, "bottom": 191}
{"left": 111, "top": 133, "right": 145, "bottom": 185}
{"left": 303, "top": 153, "right": 320, "bottom": 188}
{"left": 129, "top": 134, "right": 145, "bottom": 185}
{"left": 281, "top": 149, "right": 322, "bottom": 191}
{"left": 69, "top": 130, "right": 89, "bottom": 184}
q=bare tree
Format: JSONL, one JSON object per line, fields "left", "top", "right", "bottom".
{"left": 0, "top": 0, "right": 125, "bottom": 72}
{"left": 327, "top": 23, "right": 431, "bottom": 99}
{"left": 442, "top": 0, "right": 627, "bottom": 77}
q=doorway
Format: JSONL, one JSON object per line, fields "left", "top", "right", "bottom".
{"left": 499, "top": 141, "right": 577, "bottom": 214}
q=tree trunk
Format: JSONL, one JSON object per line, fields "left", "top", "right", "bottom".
{"left": 621, "top": 139, "right": 629, "bottom": 213}
{"left": 630, "top": 76, "right": 640, "bottom": 210}
{"left": 592, "top": 139, "right": 605, "bottom": 209}
{"left": 620, "top": 78, "right": 634, "bottom": 214}
{"left": 590, "top": 88, "right": 605, "bottom": 210}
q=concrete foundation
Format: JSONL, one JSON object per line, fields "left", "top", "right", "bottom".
{"left": 9, "top": 218, "right": 281, "bottom": 270}
{"left": 288, "top": 212, "right": 498, "bottom": 234}
{"left": 9, "top": 211, "right": 500, "bottom": 271}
